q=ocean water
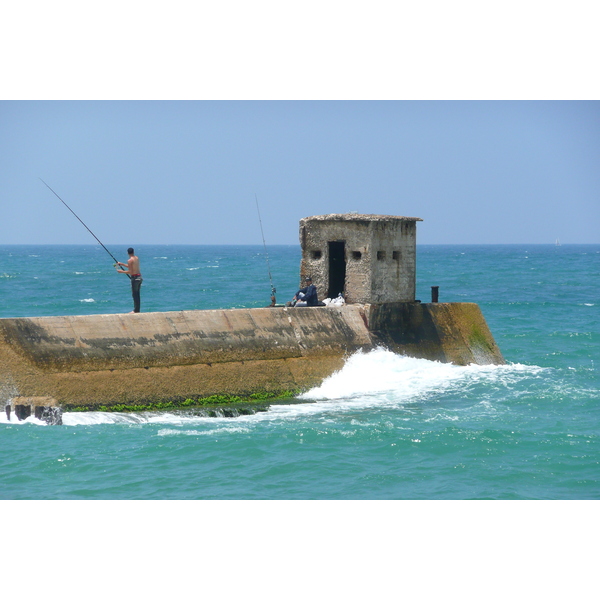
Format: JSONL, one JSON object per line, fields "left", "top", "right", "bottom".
{"left": 0, "top": 244, "right": 598, "bottom": 500}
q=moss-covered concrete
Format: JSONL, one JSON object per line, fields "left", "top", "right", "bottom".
{"left": 64, "top": 389, "right": 299, "bottom": 413}
{"left": 365, "top": 302, "right": 505, "bottom": 366}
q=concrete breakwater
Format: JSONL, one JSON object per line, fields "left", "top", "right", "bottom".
{"left": 1, "top": 213, "right": 506, "bottom": 421}
{"left": 0, "top": 301, "right": 504, "bottom": 416}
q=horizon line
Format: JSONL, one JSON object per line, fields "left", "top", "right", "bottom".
{"left": 1, "top": 242, "right": 599, "bottom": 247}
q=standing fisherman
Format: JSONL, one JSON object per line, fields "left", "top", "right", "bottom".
{"left": 117, "top": 248, "right": 143, "bottom": 313}
{"left": 39, "top": 181, "right": 144, "bottom": 312}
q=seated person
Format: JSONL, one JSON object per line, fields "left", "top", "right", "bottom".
{"left": 291, "top": 276, "right": 319, "bottom": 306}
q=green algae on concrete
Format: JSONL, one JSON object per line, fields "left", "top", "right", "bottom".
{"left": 66, "top": 389, "right": 300, "bottom": 413}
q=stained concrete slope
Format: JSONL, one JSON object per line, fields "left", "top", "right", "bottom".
{"left": 365, "top": 302, "right": 505, "bottom": 366}
{"left": 0, "top": 306, "right": 372, "bottom": 407}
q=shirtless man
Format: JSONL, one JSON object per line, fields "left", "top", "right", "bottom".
{"left": 117, "top": 248, "right": 143, "bottom": 313}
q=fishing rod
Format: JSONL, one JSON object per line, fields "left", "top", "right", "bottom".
{"left": 254, "top": 193, "right": 276, "bottom": 305}
{"left": 39, "top": 178, "right": 130, "bottom": 278}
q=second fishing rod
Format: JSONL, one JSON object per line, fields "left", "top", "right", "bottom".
{"left": 255, "top": 193, "right": 277, "bottom": 306}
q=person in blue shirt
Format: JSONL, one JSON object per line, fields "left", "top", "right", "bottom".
{"left": 292, "top": 276, "right": 319, "bottom": 307}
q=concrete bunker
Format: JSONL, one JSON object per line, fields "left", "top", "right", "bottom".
{"left": 299, "top": 214, "right": 423, "bottom": 304}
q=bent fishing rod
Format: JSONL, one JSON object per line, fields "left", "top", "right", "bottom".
{"left": 254, "top": 193, "right": 276, "bottom": 304}
{"left": 39, "top": 178, "right": 130, "bottom": 278}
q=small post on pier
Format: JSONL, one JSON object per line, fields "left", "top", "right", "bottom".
{"left": 431, "top": 286, "right": 439, "bottom": 303}
{"left": 14, "top": 404, "right": 31, "bottom": 420}
{"left": 11, "top": 397, "right": 62, "bottom": 425}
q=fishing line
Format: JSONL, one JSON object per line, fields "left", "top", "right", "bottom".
{"left": 254, "top": 193, "right": 276, "bottom": 302}
{"left": 40, "top": 178, "right": 130, "bottom": 278}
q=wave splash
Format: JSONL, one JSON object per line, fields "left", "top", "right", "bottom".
{"left": 301, "top": 347, "right": 544, "bottom": 401}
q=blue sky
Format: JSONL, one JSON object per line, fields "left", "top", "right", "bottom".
{"left": 1, "top": 100, "right": 598, "bottom": 245}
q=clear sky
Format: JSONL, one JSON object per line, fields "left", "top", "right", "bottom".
{"left": 1, "top": 100, "right": 598, "bottom": 246}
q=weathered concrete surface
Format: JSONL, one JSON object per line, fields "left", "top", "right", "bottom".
{"left": 0, "top": 306, "right": 371, "bottom": 407}
{"left": 365, "top": 302, "right": 505, "bottom": 366}
{"left": 0, "top": 302, "right": 504, "bottom": 409}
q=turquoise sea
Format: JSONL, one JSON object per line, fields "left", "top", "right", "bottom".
{"left": 0, "top": 243, "right": 599, "bottom": 501}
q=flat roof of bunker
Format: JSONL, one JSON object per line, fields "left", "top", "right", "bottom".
{"left": 301, "top": 213, "right": 423, "bottom": 222}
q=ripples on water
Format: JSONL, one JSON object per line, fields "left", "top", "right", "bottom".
{"left": 2, "top": 244, "right": 597, "bottom": 599}
{"left": 2, "top": 349, "right": 596, "bottom": 501}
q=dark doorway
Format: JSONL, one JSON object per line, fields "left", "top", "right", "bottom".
{"left": 328, "top": 241, "right": 346, "bottom": 298}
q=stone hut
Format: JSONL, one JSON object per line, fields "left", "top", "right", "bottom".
{"left": 299, "top": 213, "right": 423, "bottom": 304}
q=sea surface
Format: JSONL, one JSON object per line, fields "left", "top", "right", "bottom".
{"left": 0, "top": 244, "right": 598, "bottom": 500}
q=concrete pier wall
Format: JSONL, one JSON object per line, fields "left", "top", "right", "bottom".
{"left": 0, "top": 302, "right": 504, "bottom": 410}
{"left": 365, "top": 302, "right": 505, "bottom": 365}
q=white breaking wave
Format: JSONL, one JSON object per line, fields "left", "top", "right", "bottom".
{"left": 63, "top": 412, "right": 151, "bottom": 426}
{"left": 80, "top": 298, "right": 95, "bottom": 303}
{"left": 300, "top": 348, "right": 545, "bottom": 403}
{"left": 301, "top": 348, "right": 457, "bottom": 401}
{"left": 246, "top": 348, "right": 546, "bottom": 421}
{"left": 0, "top": 414, "right": 47, "bottom": 426}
